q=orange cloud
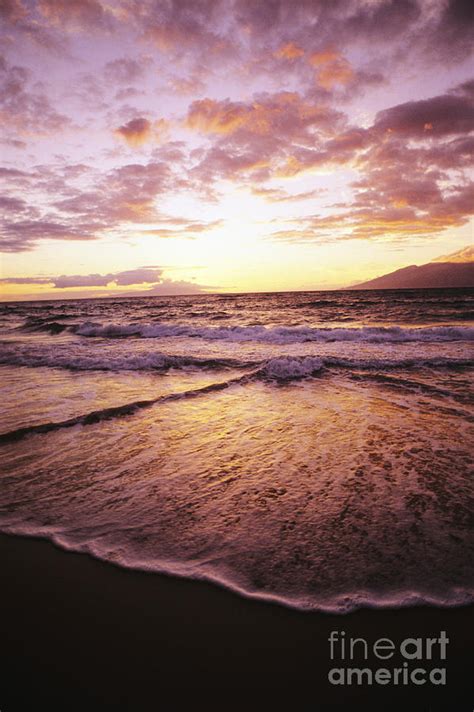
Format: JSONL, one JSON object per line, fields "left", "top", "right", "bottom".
{"left": 391, "top": 198, "right": 408, "bottom": 208}
{"left": 274, "top": 42, "right": 304, "bottom": 60}
{"left": 143, "top": 24, "right": 181, "bottom": 51}
{"left": 309, "top": 50, "right": 340, "bottom": 66}
{"left": 309, "top": 50, "right": 354, "bottom": 90}
{"left": 120, "top": 199, "right": 155, "bottom": 218}
{"left": 114, "top": 118, "right": 151, "bottom": 146}
{"left": 275, "top": 155, "right": 305, "bottom": 178}
{"left": 114, "top": 118, "right": 168, "bottom": 146}
{"left": 251, "top": 186, "right": 325, "bottom": 202}
{"left": 269, "top": 211, "right": 467, "bottom": 245}
{"left": 187, "top": 97, "right": 282, "bottom": 136}
{"left": 186, "top": 98, "right": 247, "bottom": 134}
{"left": 186, "top": 92, "right": 334, "bottom": 140}
{"left": 431, "top": 246, "right": 474, "bottom": 263}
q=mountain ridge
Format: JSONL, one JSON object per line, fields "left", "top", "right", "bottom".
{"left": 349, "top": 249, "right": 474, "bottom": 289}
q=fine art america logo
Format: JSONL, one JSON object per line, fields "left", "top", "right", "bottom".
{"left": 328, "top": 631, "right": 449, "bottom": 686}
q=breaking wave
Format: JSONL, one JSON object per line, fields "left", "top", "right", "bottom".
{"left": 73, "top": 322, "right": 474, "bottom": 343}
{"left": 0, "top": 346, "right": 252, "bottom": 373}
{"left": 0, "top": 342, "right": 472, "bottom": 373}
{"left": 0, "top": 373, "right": 253, "bottom": 444}
{"left": 2, "top": 354, "right": 472, "bottom": 444}
{"left": 17, "top": 319, "right": 474, "bottom": 343}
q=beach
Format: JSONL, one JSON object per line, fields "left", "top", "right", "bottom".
{"left": 1, "top": 532, "right": 473, "bottom": 710}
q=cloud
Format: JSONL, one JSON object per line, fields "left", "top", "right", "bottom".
{"left": 104, "top": 57, "right": 147, "bottom": 84}
{"left": 133, "top": 0, "right": 233, "bottom": 58}
{"left": 274, "top": 42, "right": 305, "bottom": 60}
{"left": 187, "top": 92, "right": 343, "bottom": 138}
{"left": 113, "top": 268, "right": 164, "bottom": 286}
{"left": 269, "top": 180, "right": 474, "bottom": 245}
{"left": 0, "top": 153, "right": 225, "bottom": 252}
{"left": 114, "top": 117, "right": 152, "bottom": 146}
{"left": 2, "top": 2, "right": 472, "bottom": 266}
{"left": 234, "top": 1, "right": 421, "bottom": 55}
{"left": 138, "top": 219, "right": 223, "bottom": 238}
{"left": 0, "top": 138, "right": 27, "bottom": 149}
{"left": 250, "top": 186, "right": 325, "bottom": 203}
{"left": 262, "top": 79, "right": 474, "bottom": 246}
{"left": 0, "top": 56, "right": 71, "bottom": 134}
{"left": 0, "top": 0, "right": 65, "bottom": 51}
{"left": 310, "top": 50, "right": 354, "bottom": 90}
{"left": 431, "top": 245, "right": 474, "bottom": 263}
{"left": 232, "top": 0, "right": 473, "bottom": 89}
{"left": 144, "top": 279, "right": 207, "bottom": 295}
{"left": 187, "top": 90, "right": 347, "bottom": 185}
{"left": 113, "top": 117, "right": 169, "bottom": 146}
{"left": 0, "top": 267, "right": 163, "bottom": 288}
{"left": 50, "top": 159, "right": 171, "bottom": 224}
{"left": 453, "top": 78, "right": 474, "bottom": 99}
{"left": 429, "top": 0, "right": 474, "bottom": 62}
{"left": 50, "top": 268, "right": 167, "bottom": 288}
{"left": 0, "top": 196, "right": 29, "bottom": 211}
{"left": 0, "top": 218, "right": 105, "bottom": 252}
{"left": 0, "top": 166, "right": 31, "bottom": 179}
{"left": 0, "top": 267, "right": 208, "bottom": 295}
{"left": 37, "top": 0, "right": 113, "bottom": 32}
{"left": 52, "top": 273, "right": 116, "bottom": 288}
{"left": 3, "top": 0, "right": 472, "bottom": 76}
{"left": 186, "top": 98, "right": 248, "bottom": 135}
{"left": 373, "top": 93, "right": 474, "bottom": 138}
{"left": 0, "top": 276, "right": 51, "bottom": 285}
{"left": 114, "top": 87, "right": 145, "bottom": 101}
{"left": 170, "top": 77, "right": 205, "bottom": 95}
{"left": 0, "top": 0, "right": 27, "bottom": 23}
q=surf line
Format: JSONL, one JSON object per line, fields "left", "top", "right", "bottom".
{"left": 0, "top": 372, "right": 256, "bottom": 445}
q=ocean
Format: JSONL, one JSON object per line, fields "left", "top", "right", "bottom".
{"left": 0, "top": 288, "right": 473, "bottom": 612}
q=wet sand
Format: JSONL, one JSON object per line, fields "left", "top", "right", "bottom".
{"left": 0, "top": 533, "right": 472, "bottom": 710}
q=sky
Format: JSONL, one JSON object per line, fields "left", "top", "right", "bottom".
{"left": 0, "top": 0, "right": 473, "bottom": 300}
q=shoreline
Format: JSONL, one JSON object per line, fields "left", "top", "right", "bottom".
{"left": 2, "top": 529, "right": 473, "bottom": 615}
{"left": 1, "top": 532, "right": 472, "bottom": 709}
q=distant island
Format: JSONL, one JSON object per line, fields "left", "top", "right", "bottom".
{"left": 349, "top": 246, "right": 474, "bottom": 290}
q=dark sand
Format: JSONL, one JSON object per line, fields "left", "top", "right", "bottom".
{"left": 0, "top": 533, "right": 472, "bottom": 711}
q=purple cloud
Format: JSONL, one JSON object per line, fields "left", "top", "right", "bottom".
{"left": 0, "top": 266, "right": 208, "bottom": 295}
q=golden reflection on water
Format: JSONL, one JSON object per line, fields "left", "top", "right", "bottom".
{"left": 1, "top": 370, "right": 473, "bottom": 609}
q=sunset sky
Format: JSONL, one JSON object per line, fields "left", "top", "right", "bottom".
{"left": 0, "top": 0, "right": 473, "bottom": 300}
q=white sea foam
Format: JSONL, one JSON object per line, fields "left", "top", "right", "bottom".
{"left": 260, "top": 356, "right": 324, "bottom": 379}
{"left": 74, "top": 322, "right": 474, "bottom": 343}
{"left": 0, "top": 342, "right": 471, "bottom": 373}
{"left": 2, "top": 525, "right": 474, "bottom": 614}
{"left": 0, "top": 345, "right": 250, "bottom": 372}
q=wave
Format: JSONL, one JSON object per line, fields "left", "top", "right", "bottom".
{"left": 2, "top": 354, "right": 472, "bottom": 444}
{"left": 256, "top": 356, "right": 324, "bottom": 380}
{"left": 0, "top": 373, "right": 253, "bottom": 445}
{"left": 1, "top": 343, "right": 472, "bottom": 374}
{"left": 22, "top": 320, "right": 70, "bottom": 334}
{"left": 0, "top": 359, "right": 327, "bottom": 443}
{"left": 1, "top": 527, "right": 473, "bottom": 613}
{"left": 349, "top": 371, "right": 474, "bottom": 411}
{"left": 72, "top": 322, "right": 474, "bottom": 343}
{"left": 2, "top": 529, "right": 473, "bottom": 613}
{"left": 0, "top": 346, "right": 255, "bottom": 372}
